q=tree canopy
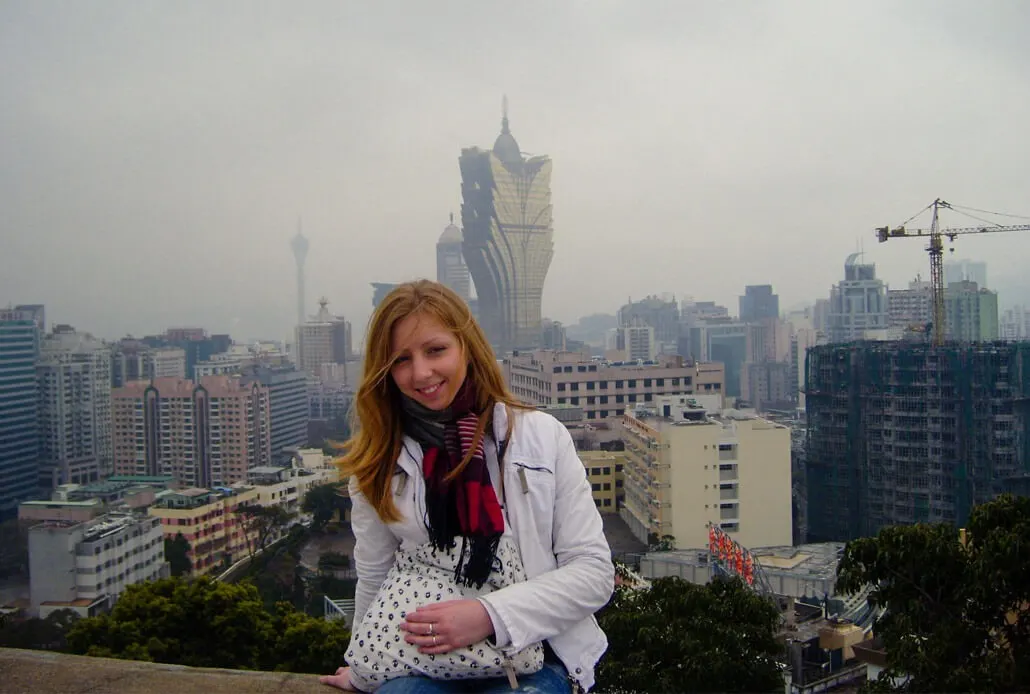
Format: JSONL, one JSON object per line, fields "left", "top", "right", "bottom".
{"left": 65, "top": 576, "right": 351, "bottom": 675}
{"left": 302, "top": 482, "right": 344, "bottom": 532}
{"left": 837, "top": 493, "right": 1030, "bottom": 692}
{"left": 596, "top": 574, "right": 783, "bottom": 693}
{"left": 164, "top": 532, "right": 192, "bottom": 577}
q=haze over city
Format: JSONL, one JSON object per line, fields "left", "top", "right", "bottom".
{"left": 3, "top": 1, "right": 1030, "bottom": 342}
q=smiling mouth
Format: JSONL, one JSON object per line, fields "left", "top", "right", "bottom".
{"left": 417, "top": 382, "right": 444, "bottom": 395}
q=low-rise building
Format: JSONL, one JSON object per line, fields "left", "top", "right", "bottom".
{"left": 504, "top": 350, "right": 724, "bottom": 424}
{"left": 579, "top": 451, "right": 626, "bottom": 513}
{"left": 29, "top": 513, "right": 168, "bottom": 617}
{"left": 246, "top": 451, "right": 339, "bottom": 515}
{"left": 618, "top": 395, "right": 792, "bottom": 550}
{"left": 148, "top": 486, "right": 260, "bottom": 576}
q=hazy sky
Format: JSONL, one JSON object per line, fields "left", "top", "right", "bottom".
{"left": 3, "top": 1, "right": 1030, "bottom": 344}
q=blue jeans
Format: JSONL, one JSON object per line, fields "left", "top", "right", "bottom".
{"left": 374, "top": 661, "right": 572, "bottom": 694}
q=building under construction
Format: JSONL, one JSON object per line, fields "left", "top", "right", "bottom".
{"left": 805, "top": 341, "right": 1030, "bottom": 542}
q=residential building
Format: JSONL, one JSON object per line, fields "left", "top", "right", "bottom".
{"left": 0, "top": 307, "right": 41, "bottom": 519}
{"left": 826, "top": 254, "right": 888, "bottom": 342}
{"left": 143, "top": 330, "right": 232, "bottom": 382}
{"left": 460, "top": 102, "right": 553, "bottom": 353}
{"left": 503, "top": 350, "right": 724, "bottom": 423}
{"left": 37, "top": 327, "right": 113, "bottom": 488}
{"left": 29, "top": 513, "right": 168, "bottom": 617}
{"left": 741, "top": 361, "right": 792, "bottom": 411}
{"left": 686, "top": 320, "right": 773, "bottom": 399}
{"left": 805, "top": 342, "right": 1030, "bottom": 542}
{"left": 296, "top": 298, "right": 350, "bottom": 378}
{"left": 739, "top": 285, "right": 780, "bottom": 323}
{"left": 1001, "top": 306, "right": 1030, "bottom": 341}
{"left": 616, "top": 324, "right": 657, "bottom": 361}
{"left": 619, "top": 296, "right": 680, "bottom": 352}
{"left": 540, "top": 319, "right": 567, "bottom": 351}
{"left": 112, "top": 343, "right": 187, "bottom": 386}
{"left": 111, "top": 376, "right": 272, "bottom": 488}
{"left": 580, "top": 450, "right": 626, "bottom": 513}
{"left": 887, "top": 278, "right": 932, "bottom": 330}
{"left": 944, "top": 281, "right": 999, "bottom": 341}
{"left": 240, "top": 364, "right": 309, "bottom": 463}
{"left": 148, "top": 486, "right": 260, "bottom": 576}
{"left": 246, "top": 450, "right": 339, "bottom": 515}
{"left": 618, "top": 395, "right": 792, "bottom": 549}
{"left": 943, "top": 259, "right": 987, "bottom": 290}
{"left": 436, "top": 214, "right": 470, "bottom": 303}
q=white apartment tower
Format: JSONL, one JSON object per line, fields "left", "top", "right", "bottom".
{"left": 296, "top": 298, "right": 350, "bottom": 378}
{"left": 37, "top": 327, "right": 113, "bottom": 487}
{"left": 618, "top": 396, "right": 792, "bottom": 550}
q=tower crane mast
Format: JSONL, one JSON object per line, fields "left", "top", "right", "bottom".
{"left": 875, "top": 198, "right": 1030, "bottom": 346}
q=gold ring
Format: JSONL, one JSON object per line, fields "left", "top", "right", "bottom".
{"left": 429, "top": 623, "right": 434, "bottom": 636}
{"left": 433, "top": 635, "right": 438, "bottom": 646}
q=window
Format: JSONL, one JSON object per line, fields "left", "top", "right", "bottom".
{"left": 586, "top": 381, "right": 596, "bottom": 390}
{"left": 591, "top": 483, "right": 601, "bottom": 491}
{"left": 603, "top": 483, "right": 611, "bottom": 491}
{"left": 616, "top": 395, "right": 625, "bottom": 403}
{"left": 656, "top": 378, "right": 665, "bottom": 386}
{"left": 600, "top": 395, "right": 609, "bottom": 404}
{"left": 594, "top": 499, "right": 601, "bottom": 507}
{"left": 557, "top": 383, "right": 566, "bottom": 392}
{"left": 643, "top": 379, "right": 652, "bottom": 387}
{"left": 577, "top": 365, "right": 587, "bottom": 373}
{"left": 570, "top": 383, "right": 580, "bottom": 391}
{"left": 587, "top": 396, "right": 595, "bottom": 405}
{"left": 603, "top": 467, "right": 611, "bottom": 475}
{"left": 563, "top": 366, "right": 573, "bottom": 373}
{"left": 603, "top": 498, "right": 612, "bottom": 507}
{"left": 558, "top": 397, "right": 567, "bottom": 404}
{"left": 615, "top": 380, "right": 624, "bottom": 389}
{"left": 616, "top": 464, "right": 623, "bottom": 472}
{"left": 599, "top": 381, "right": 608, "bottom": 390}
{"left": 627, "top": 379, "right": 637, "bottom": 388}
{"left": 600, "top": 410, "right": 609, "bottom": 418}
{"left": 591, "top": 467, "right": 601, "bottom": 476}
{"left": 553, "top": 366, "right": 561, "bottom": 374}
{"left": 671, "top": 378, "right": 680, "bottom": 386}
{"left": 570, "top": 397, "right": 579, "bottom": 405}
{"left": 628, "top": 394, "right": 637, "bottom": 403}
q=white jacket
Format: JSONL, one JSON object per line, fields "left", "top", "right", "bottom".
{"left": 348, "top": 404, "right": 615, "bottom": 691}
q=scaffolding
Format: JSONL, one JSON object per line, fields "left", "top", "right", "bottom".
{"left": 805, "top": 341, "right": 1030, "bottom": 541}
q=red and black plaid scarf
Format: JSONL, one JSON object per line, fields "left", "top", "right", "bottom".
{"left": 403, "top": 379, "right": 505, "bottom": 588}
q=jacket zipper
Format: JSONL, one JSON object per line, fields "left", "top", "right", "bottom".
{"left": 502, "top": 655, "right": 518, "bottom": 689}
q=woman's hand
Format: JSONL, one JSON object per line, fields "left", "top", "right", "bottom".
{"left": 400, "top": 599, "right": 494, "bottom": 654}
{"left": 320, "top": 666, "right": 358, "bottom": 691}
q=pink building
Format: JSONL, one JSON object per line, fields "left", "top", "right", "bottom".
{"left": 112, "top": 376, "right": 271, "bottom": 488}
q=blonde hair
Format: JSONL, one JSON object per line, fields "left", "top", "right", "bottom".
{"left": 339, "top": 280, "right": 524, "bottom": 523}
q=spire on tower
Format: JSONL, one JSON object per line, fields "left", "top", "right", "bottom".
{"left": 501, "top": 94, "right": 510, "bottom": 134}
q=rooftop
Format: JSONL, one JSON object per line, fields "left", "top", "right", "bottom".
{"left": 0, "top": 648, "right": 320, "bottom": 694}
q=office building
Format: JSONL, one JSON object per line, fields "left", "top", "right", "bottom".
{"left": 504, "top": 350, "right": 724, "bottom": 423}
{"left": 805, "top": 342, "right": 1030, "bottom": 542}
{"left": 460, "top": 101, "right": 553, "bottom": 353}
{"left": 1001, "top": 306, "right": 1030, "bottom": 341}
{"left": 37, "top": 327, "right": 113, "bottom": 487}
{"left": 436, "top": 214, "right": 470, "bottom": 303}
{"left": 240, "top": 364, "right": 309, "bottom": 463}
{"left": 29, "top": 513, "right": 168, "bottom": 617}
{"left": 887, "top": 278, "right": 933, "bottom": 331}
{"left": 619, "top": 296, "right": 680, "bottom": 351}
{"left": 826, "top": 254, "right": 888, "bottom": 342}
{"left": 0, "top": 308, "right": 41, "bottom": 519}
{"left": 112, "top": 341, "right": 187, "bottom": 386}
{"left": 943, "top": 259, "right": 987, "bottom": 290}
{"left": 371, "top": 282, "right": 399, "bottom": 310}
{"left": 296, "top": 298, "right": 351, "bottom": 378}
{"left": 944, "top": 281, "right": 999, "bottom": 341}
{"left": 616, "top": 324, "right": 657, "bottom": 362}
{"left": 739, "top": 285, "right": 780, "bottom": 323}
{"left": 111, "top": 376, "right": 271, "bottom": 488}
{"left": 618, "top": 395, "right": 792, "bottom": 549}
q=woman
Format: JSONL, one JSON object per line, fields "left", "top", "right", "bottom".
{"left": 320, "top": 280, "right": 614, "bottom": 693}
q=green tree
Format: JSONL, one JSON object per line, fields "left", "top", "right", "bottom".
{"left": 0, "top": 609, "right": 79, "bottom": 651}
{"left": 837, "top": 494, "right": 1030, "bottom": 692}
{"left": 236, "top": 504, "right": 295, "bottom": 559}
{"left": 164, "top": 532, "right": 192, "bottom": 577}
{"left": 65, "top": 576, "right": 350, "bottom": 673}
{"left": 596, "top": 575, "right": 783, "bottom": 693}
{"left": 302, "top": 482, "right": 343, "bottom": 532}
{"left": 0, "top": 519, "right": 28, "bottom": 579}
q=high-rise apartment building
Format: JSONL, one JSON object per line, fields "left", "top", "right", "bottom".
{"left": 111, "top": 341, "right": 186, "bottom": 387}
{"left": 460, "top": 103, "right": 553, "bottom": 353}
{"left": 943, "top": 259, "right": 987, "bottom": 290}
{"left": 618, "top": 396, "right": 792, "bottom": 549}
{"left": 111, "top": 376, "right": 271, "bottom": 488}
{"left": 1001, "top": 306, "right": 1030, "bottom": 341}
{"left": 296, "top": 298, "right": 350, "bottom": 378}
{"left": 944, "top": 281, "right": 998, "bottom": 341}
{"left": 240, "top": 364, "right": 309, "bottom": 463}
{"left": 739, "top": 285, "right": 780, "bottom": 323}
{"left": 37, "top": 327, "right": 113, "bottom": 488}
{"left": 806, "top": 342, "right": 1030, "bottom": 542}
{"left": 436, "top": 214, "right": 470, "bottom": 303}
{"left": 826, "top": 254, "right": 888, "bottom": 342}
{"left": 619, "top": 296, "right": 680, "bottom": 352}
{"left": 29, "top": 512, "right": 168, "bottom": 617}
{"left": 887, "top": 278, "right": 932, "bottom": 330}
{"left": 617, "top": 324, "right": 657, "bottom": 361}
{"left": 0, "top": 308, "right": 42, "bottom": 519}
{"left": 503, "top": 350, "right": 724, "bottom": 423}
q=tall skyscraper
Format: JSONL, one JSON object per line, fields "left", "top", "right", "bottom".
{"left": 436, "top": 213, "right": 470, "bottom": 302}
{"left": 111, "top": 376, "right": 271, "bottom": 488}
{"left": 240, "top": 364, "right": 309, "bottom": 464}
{"left": 37, "top": 327, "right": 113, "bottom": 487}
{"left": 296, "top": 298, "right": 350, "bottom": 378}
{"left": 0, "top": 307, "right": 41, "bottom": 519}
{"left": 739, "top": 285, "right": 780, "bottom": 323}
{"left": 460, "top": 99, "right": 554, "bottom": 353}
{"left": 826, "top": 253, "right": 888, "bottom": 342}
{"left": 291, "top": 226, "right": 310, "bottom": 329}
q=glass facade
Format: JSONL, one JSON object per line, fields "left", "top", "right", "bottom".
{"left": 0, "top": 310, "right": 40, "bottom": 518}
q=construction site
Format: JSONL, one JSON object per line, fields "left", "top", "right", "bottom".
{"left": 805, "top": 340, "right": 1030, "bottom": 542}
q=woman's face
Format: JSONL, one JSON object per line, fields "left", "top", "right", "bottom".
{"left": 389, "top": 312, "right": 468, "bottom": 411}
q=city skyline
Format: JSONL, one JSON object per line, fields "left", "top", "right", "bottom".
{"left": 3, "top": 2, "right": 1030, "bottom": 344}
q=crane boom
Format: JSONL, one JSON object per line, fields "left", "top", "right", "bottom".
{"left": 875, "top": 198, "right": 1030, "bottom": 346}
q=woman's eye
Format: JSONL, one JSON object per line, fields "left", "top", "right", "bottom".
{"left": 427, "top": 346, "right": 445, "bottom": 355}
{"left": 394, "top": 355, "right": 410, "bottom": 365}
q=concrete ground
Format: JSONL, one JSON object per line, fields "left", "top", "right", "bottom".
{"left": 0, "top": 648, "right": 328, "bottom": 694}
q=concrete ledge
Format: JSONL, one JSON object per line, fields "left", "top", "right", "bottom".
{"left": 0, "top": 648, "right": 326, "bottom": 694}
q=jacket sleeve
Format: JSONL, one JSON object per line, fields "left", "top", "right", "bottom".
{"left": 480, "top": 422, "right": 615, "bottom": 651}
{"left": 349, "top": 477, "right": 400, "bottom": 628}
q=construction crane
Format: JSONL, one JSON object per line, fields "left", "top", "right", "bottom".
{"left": 875, "top": 198, "right": 1030, "bottom": 346}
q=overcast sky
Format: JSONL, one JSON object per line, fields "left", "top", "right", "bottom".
{"left": 3, "top": 1, "right": 1030, "bottom": 344}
